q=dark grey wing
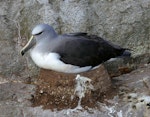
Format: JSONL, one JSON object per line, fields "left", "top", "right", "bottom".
{"left": 63, "top": 32, "right": 87, "bottom": 36}
{"left": 80, "top": 34, "right": 131, "bottom": 57}
{"left": 52, "top": 36, "right": 126, "bottom": 67}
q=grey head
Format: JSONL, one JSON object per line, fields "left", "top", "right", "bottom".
{"left": 32, "top": 24, "right": 57, "bottom": 43}
{"left": 21, "top": 24, "right": 57, "bottom": 55}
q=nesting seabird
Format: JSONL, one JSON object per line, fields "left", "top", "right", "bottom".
{"left": 21, "top": 24, "right": 131, "bottom": 73}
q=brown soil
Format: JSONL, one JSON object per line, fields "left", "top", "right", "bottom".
{"left": 30, "top": 65, "right": 116, "bottom": 110}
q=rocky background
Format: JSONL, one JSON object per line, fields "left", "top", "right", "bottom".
{"left": 0, "top": 0, "right": 149, "bottom": 77}
{"left": 0, "top": 0, "right": 150, "bottom": 117}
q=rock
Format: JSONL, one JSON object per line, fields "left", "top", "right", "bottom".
{"left": 31, "top": 65, "right": 112, "bottom": 110}
{"left": 104, "top": 57, "right": 134, "bottom": 77}
{"left": 0, "top": 64, "right": 149, "bottom": 117}
{"left": 104, "top": 53, "right": 150, "bottom": 77}
{"left": 0, "top": 0, "right": 150, "bottom": 77}
{"left": 112, "top": 64, "right": 150, "bottom": 117}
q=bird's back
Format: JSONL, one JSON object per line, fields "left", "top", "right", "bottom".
{"left": 52, "top": 33, "right": 130, "bottom": 67}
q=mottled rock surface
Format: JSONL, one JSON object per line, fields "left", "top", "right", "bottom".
{"left": 0, "top": 63, "right": 149, "bottom": 117}
{"left": 0, "top": 0, "right": 150, "bottom": 77}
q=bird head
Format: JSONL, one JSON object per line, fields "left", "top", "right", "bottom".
{"left": 20, "top": 24, "right": 57, "bottom": 56}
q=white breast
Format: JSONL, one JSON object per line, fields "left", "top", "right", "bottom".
{"left": 30, "top": 51, "right": 92, "bottom": 73}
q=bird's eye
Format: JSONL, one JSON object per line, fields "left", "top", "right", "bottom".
{"left": 35, "top": 31, "right": 43, "bottom": 36}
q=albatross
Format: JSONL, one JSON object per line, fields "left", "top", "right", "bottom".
{"left": 21, "top": 24, "right": 131, "bottom": 73}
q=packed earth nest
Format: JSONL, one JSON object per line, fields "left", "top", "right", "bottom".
{"left": 31, "top": 65, "right": 114, "bottom": 110}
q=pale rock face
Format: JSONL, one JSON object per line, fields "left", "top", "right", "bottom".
{"left": 0, "top": 0, "right": 150, "bottom": 77}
